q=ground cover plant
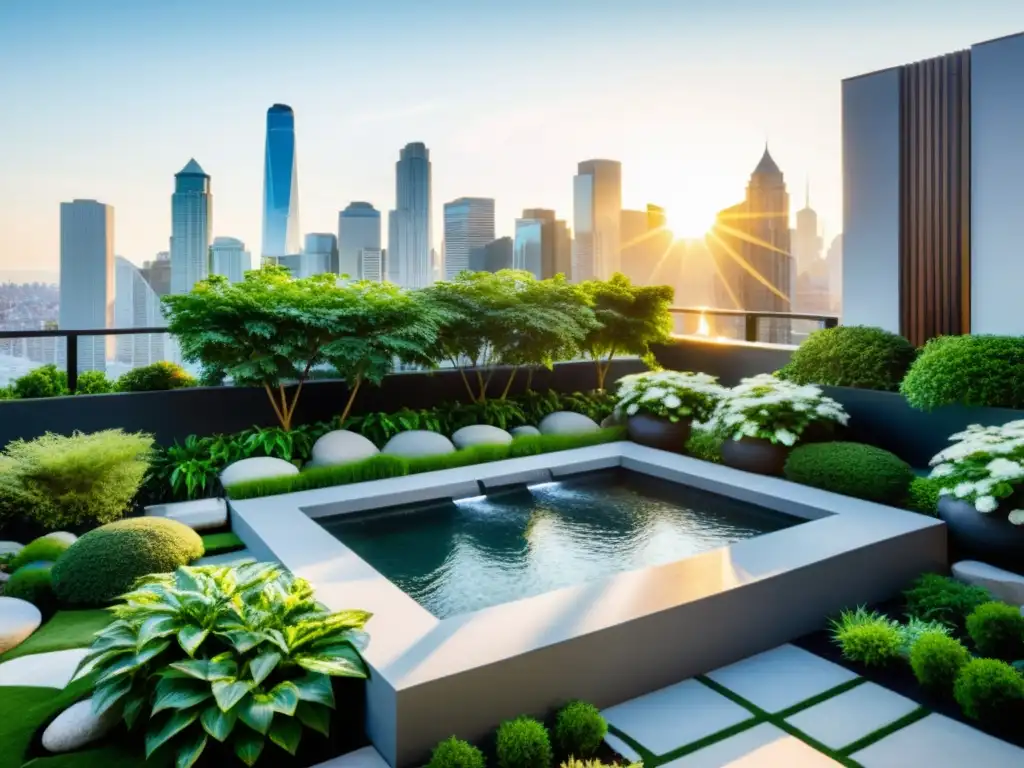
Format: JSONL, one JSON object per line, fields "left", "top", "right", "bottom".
{"left": 783, "top": 442, "right": 913, "bottom": 505}
{"left": 776, "top": 325, "right": 916, "bottom": 392}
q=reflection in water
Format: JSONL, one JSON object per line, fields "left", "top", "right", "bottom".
{"left": 322, "top": 470, "right": 800, "bottom": 619}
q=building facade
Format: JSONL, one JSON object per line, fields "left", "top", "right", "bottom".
{"left": 360, "top": 248, "right": 385, "bottom": 282}
{"left": 388, "top": 142, "right": 432, "bottom": 288}
{"left": 140, "top": 251, "right": 171, "bottom": 297}
{"left": 512, "top": 209, "right": 571, "bottom": 279}
{"left": 114, "top": 256, "right": 166, "bottom": 368}
{"left": 572, "top": 159, "right": 622, "bottom": 281}
{"left": 209, "top": 237, "right": 251, "bottom": 283}
{"left": 620, "top": 204, "right": 671, "bottom": 287}
{"left": 470, "top": 237, "right": 514, "bottom": 273}
{"left": 338, "top": 202, "right": 381, "bottom": 279}
{"left": 262, "top": 104, "right": 301, "bottom": 259}
{"left": 443, "top": 197, "right": 495, "bottom": 279}
{"left": 169, "top": 158, "right": 212, "bottom": 295}
{"left": 301, "top": 233, "right": 337, "bottom": 278}
{"left": 59, "top": 199, "right": 114, "bottom": 371}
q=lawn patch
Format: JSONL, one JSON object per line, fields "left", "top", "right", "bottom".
{"left": 0, "top": 610, "right": 112, "bottom": 663}
{"left": 0, "top": 678, "right": 92, "bottom": 768}
{"left": 199, "top": 531, "right": 245, "bottom": 555}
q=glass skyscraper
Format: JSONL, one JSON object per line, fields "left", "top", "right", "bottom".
{"left": 572, "top": 159, "right": 622, "bottom": 281}
{"left": 170, "top": 158, "right": 212, "bottom": 295}
{"left": 209, "top": 236, "right": 251, "bottom": 283}
{"left": 388, "top": 142, "right": 432, "bottom": 288}
{"left": 59, "top": 199, "right": 114, "bottom": 372}
{"left": 443, "top": 197, "right": 494, "bottom": 279}
{"left": 262, "top": 104, "right": 301, "bottom": 258}
{"left": 338, "top": 202, "right": 382, "bottom": 279}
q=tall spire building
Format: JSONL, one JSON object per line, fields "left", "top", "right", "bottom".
{"left": 388, "top": 142, "right": 432, "bottom": 287}
{"left": 262, "top": 104, "right": 301, "bottom": 259}
{"left": 170, "top": 159, "right": 212, "bottom": 295}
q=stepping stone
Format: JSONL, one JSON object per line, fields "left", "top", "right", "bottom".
{"left": 145, "top": 497, "right": 228, "bottom": 531}
{"left": 850, "top": 712, "right": 1024, "bottom": 767}
{"left": 785, "top": 682, "right": 919, "bottom": 750}
{"left": 195, "top": 550, "right": 256, "bottom": 567}
{"left": 602, "top": 679, "right": 753, "bottom": 760}
{"left": 662, "top": 722, "right": 842, "bottom": 767}
{"left": 952, "top": 560, "right": 1024, "bottom": 606}
{"left": 704, "top": 644, "right": 858, "bottom": 713}
{"left": 0, "top": 596, "right": 42, "bottom": 654}
{"left": 0, "top": 648, "right": 89, "bottom": 688}
{"left": 309, "top": 746, "right": 390, "bottom": 767}
{"left": 42, "top": 697, "right": 120, "bottom": 752}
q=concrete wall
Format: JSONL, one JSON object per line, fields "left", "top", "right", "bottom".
{"left": 841, "top": 68, "right": 901, "bottom": 332}
{"left": 970, "top": 33, "right": 1024, "bottom": 334}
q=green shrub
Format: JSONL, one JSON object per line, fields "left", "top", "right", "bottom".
{"left": 427, "top": 737, "right": 486, "bottom": 768}
{"left": 953, "top": 658, "right": 1024, "bottom": 725}
{"left": 910, "top": 632, "right": 971, "bottom": 692}
{"left": 903, "top": 573, "right": 991, "bottom": 632}
{"left": 1, "top": 429, "right": 154, "bottom": 528}
{"left": 0, "top": 385, "right": 14, "bottom": 399}
{"left": 51, "top": 517, "right": 204, "bottom": 606}
{"left": 900, "top": 335, "right": 1024, "bottom": 410}
{"left": 4, "top": 561, "right": 56, "bottom": 613}
{"left": 12, "top": 364, "right": 68, "bottom": 399}
{"left": 73, "top": 370, "right": 113, "bottom": 394}
{"left": 830, "top": 607, "right": 903, "bottom": 667}
{"left": 82, "top": 562, "right": 370, "bottom": 768}
{"left": 685, "top": 426, "right": 724, "bottom": 463}
{"left": 116, "top": 361, "right": 197, "bottom": 392}
{"left": 554, "top": 701, "right": 607, "bottom": 759}
{"left": 9, "top": 534, "right": 73, "bottom": 571}
{"left": 906, "top": 476, "right": 941, "bottom": 516}
{"left": 783, "top": 442, "right": 913, "bottom": 505}
{"left": 966, "top": 602, "right": 1024, "bottom": 660}
{"left": 777, "top": 325, "right": 917, "bottom": 392}
{"left": 898, "top": 617, "right": 952, "bottom": 656}
{"left": 495, "top": 716, "right": 553, "bottom": 768}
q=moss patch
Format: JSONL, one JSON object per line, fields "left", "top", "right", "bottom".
{"left": 199, "top": 531, "right": 245, "bottom": 556}
{"left": 0, "top": 610, "right": 112, "bottom": 663}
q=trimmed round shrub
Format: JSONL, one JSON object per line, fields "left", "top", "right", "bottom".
{"left": 777, "top": 326, "right": 916, "bottom": 392}
{"left": 427, "top": 737, "right": 486, "bottom": 768}
{"left": 783, "top": 442, "right": 914, "bottom": 505}
{"left": 554, "top": 701, "right": 607, "bottom": 759}
{"left": 116, "top": 361, "right": 196, "bottom": 392}
{"left": 51, "top": 518, "right": 204, "bottom": 606}
{"left": 904, "top": 573, "right": 991, "bottom": 632}
{"left": 910, "top": 632, "right": 971, "bottom": 692}
{"left": 9, "top": 535, "right": 72, "bottom": 572}
{"left": 900, "top": 335, "right": 1024, "bottom": 410}
{"left": 496, "top": 716, "right": 553, "bottom": 768}
{"left": 966, "top": 602, "right": 1024, "bottom": 660}
{"left": 4, "top": 561, "right": 57, "bottom": 613}
{"left": 906, "top": 476, "right": 941, "bottom": 516}
{"left": 74, "top": 370, "right": 113, "bottom": 395}
{"left": 954, "top": 658, "right": 1024, "bottom": 726}
{"left": 836, "top": 622, "right": 904, "bottom": 667}
{"left": 13, "top": 364, "right": 68, "bottom": 399}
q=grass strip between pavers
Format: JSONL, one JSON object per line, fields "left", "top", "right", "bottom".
{"left": 199, "top": 531, "right": 245, "bottom": 556}
{"left": 836, "top": 706, "right": 930, "bottom": 758}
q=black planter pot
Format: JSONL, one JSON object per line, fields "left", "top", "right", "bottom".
{"left": 720, "top": 437, "right": 792, "bottom": 476}
{"left": 937, "top": 495, "right": 1024, "bottom": 574}
{"left": 627, "top": 414, "right": 692, "bottom": 452}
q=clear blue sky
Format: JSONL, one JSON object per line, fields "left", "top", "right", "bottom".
{"left": 1, "top": 0, "right": 1022, "bottom": 271}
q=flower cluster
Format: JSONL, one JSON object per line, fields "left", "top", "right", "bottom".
{"left": 615, "top": 370, "right": 726, "bottom": 423}
{"left": 705, "top": 373, "right": 849, "bottom": 447}
{"left": 929, "top": 421, "right": 1024, "bottom": 525}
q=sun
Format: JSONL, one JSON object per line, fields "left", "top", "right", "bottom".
{"left": 663, "top": 202, "right": 717, "bottom": 241}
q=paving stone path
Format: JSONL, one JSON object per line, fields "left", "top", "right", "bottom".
{"left": 600, "top": 644, "right": 1024, "bottom": 767}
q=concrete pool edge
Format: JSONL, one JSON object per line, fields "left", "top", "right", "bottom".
{"left": 229, "top": 442, "right": 947, "bottom": 767}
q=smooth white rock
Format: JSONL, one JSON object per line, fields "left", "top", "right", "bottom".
{"left": 220, "top": 457, "right": 299, "bottom": 487}
{"left": 42, "top": 698, "right": 120, "bottom": 753}
{"left": 0, "top": 541, "right": 24, "bottom": 557}
{"left": 0, "top": 648, "right": 90, "bottom": 688}
{"left": 381, "top": 430, "right": 456, "bottom": 459}
{"left": 538, "top": 411, "right": 600, "bottom": 436}
{"left": 42, "top": 532, "right": 77, "bottom": 545}
{"left": 952, "top": 560, "right": 1024, "bottom": 606}
{"left": 510, "top": 425, "right": 541, "bottom": 438}
{"left": 145, "top": 497, "right": 228, "bottom": 531}
{"left": 0, "top": 596, "right": 42, "bottom": 654}
{"left": 451, "top": 424, "right": 514, "bottom": 450}
{"left": 309, "top": 430, "right": 380, "bottom": 468}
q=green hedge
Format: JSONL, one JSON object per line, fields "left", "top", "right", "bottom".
{"left": 777, "top": 325, "right": 917, "bottom": 392}
{"left": 227, "top": 427, "right": 627, "bottom": 500}
{"left": 783, "top": 441, "right": 914, "bottom": 505}
{"left": 900, "top": 335, "right": 1024, "bottom": 410}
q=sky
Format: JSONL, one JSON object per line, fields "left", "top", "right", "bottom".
{"left": 1, "top": 0, "right": 1022, "bottom": 273}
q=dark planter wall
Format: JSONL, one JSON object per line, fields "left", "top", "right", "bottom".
{"left": 0, "top": 359, "right": 646, "bottom": 449}
{"left": 653, "top": 338, "right": 793, "bottom": 386}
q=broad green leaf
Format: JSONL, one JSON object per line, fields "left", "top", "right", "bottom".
{"left": 200, "top": 702, "right": 238, "bottom": 742}
{"left": 178, "top": 625, "right": 209, "bottom": 657}
{"left": 294, "top": 643, "right": 369, "bottom": 678}
{"left": 152, "top": 677, "right": 213, "bottom": 715}
{"left": 212, "top": 679, "right": 252, "bottom": 712}
{"left": 233, "top": 726, "right": 265, "bottom": 767}
{"left": 137, "top": 614, "right": 181, "bottom": 647}
{"left": 92, "top": 674, "right": 133, "bottom": 717}
{"left": 175, "top": 567, "right": 204, "bottom": 593}
{"left": 292, "top": 672, "right": 335, "bottom": 708}
{"left": 265, "top": 681, "right": 299, "bottom": 716}
{"left": 217, "top": 630, "right": 263, "bottom": 653}
{"left": 249, "top": 651, "right": 281, "bottom": 686}
{"left": 123, "top": 692, "right": 145, "bottom": 730}
{"left": 269, "top": 716, "right": 303, "bottom": 755}
{"left": 175, "top": 728, "right": 208, "bottom": 768}
{"left": 170, "top": 657, "right": 238, "bottom": 681}
{"left": 145, "top": 709, "right": 199, "bottom": 758}
{"left": 95, "top": 639, "right": 170, "bottom": 685}
{"left": 261, "top": 628, "right": 289, "bottom": 655}
{"left": 239, "top": 693, "right": 275, "bottom": 735}
{"left": 295, "top": 701, "right": 331, "bottom": 737}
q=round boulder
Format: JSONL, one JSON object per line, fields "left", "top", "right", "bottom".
{"left": 220, "top": 456, "right": 299, "bottom": 488}
{"left": 510, "top": 425, "right": 541, "bottom": 438}
{"left": 538, "top": 411, "right": 601, "bottom": 436}
{"left": 452, "top": 425, "right": 514, "bottom": 450}
{"left": 0, "top": 541, "right": 24, "bottom": 558}
{"left": 42, "top": 698, "right": 120, "bottom": 753}
{"left": 382, "top": 430, "right": 456, "bottom": 459}
{"left": 0, "top": 596, "right": 42, "bottom": 654}
{"left": 309, "top": 430, "right": 380, "bottom": 468}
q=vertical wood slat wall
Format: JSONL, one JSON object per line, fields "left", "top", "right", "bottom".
{"left": 898, "top": 50, "right": 971, "bottom": 346}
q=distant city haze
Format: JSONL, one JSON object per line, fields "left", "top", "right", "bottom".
{"left": 0, "top": 1, "right": 1021, "bottom": 272}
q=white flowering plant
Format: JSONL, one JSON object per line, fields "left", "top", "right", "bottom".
{"left": 705, "top": 373, "right": 849, "bottom": 447}
{"left": 929, "top": 421, "right": 1024, "bottom": 525}
{"left": 615, "top": 370, "right": 726, "bottom": 423}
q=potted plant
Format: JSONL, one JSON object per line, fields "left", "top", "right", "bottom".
{"left": 615, "top": 370, "right": 725, "bottom": 451}
{"left": 929, "top": 421, "right": 1024, "bottom": 572}
{"left": 707, "top": 374, "right": 849, "bottom": 476}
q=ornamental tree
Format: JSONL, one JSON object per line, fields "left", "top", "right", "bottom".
{"left": 580, "top": 273, "right": 674, "bottom": 390}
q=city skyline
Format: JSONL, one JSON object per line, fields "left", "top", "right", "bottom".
{"left": 3, "top": 2, "right": 1023, "bottom": 272}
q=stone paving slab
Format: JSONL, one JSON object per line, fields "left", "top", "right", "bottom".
{"left": 851, "top": 713, "right": 1024, "bottom": 767}
{"left": 0, "top": 648, "right": 89, "bottom": 688}
{"left": 704, "top": 644, "right": 858, "bottom": 713}
{"left": 602, "top": 678, "right": 753, "bottom": 759}
{"left": 785, "top": 682, "right": 919, "bottom": 750}
{"left": 662, "top": 723, "right": 842, "bottom": 767}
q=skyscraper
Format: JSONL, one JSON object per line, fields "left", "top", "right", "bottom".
{"left": 170, "top": 158, "right": 212, "bottom": 295}
{"left": 262, "top": 104, "right": 301, "bottom": 259}
{"left": 59, "top": 199, "right": 114, "bottom": 372}
{"left": 210, "top": 237, "right": 251, "bottom": 283}
{"left": 338, "top": 202, "right": 381, "bottom": 278}
{"left": 140, "top": 251, "right": 171, "bottom": 297}
{"left": 470, "top": 237, "right": 514, "bottom": 273}
{"left": 114, "top": 256, "right": 165, "bottom": 368}
{"left": 360, "top": 248, "right": 385, "bottom": 282}
{"left": 792, "top": 184, "right": 829, "bottom": 314}
{"left": 620, "top": 204, "right": 671, "bottom": 286}
{"left": 301, "top": 233, "right": 337, "bottom": 278}
{"left": 443, "top": 197, "right": 495, "bottom": 279}
{"left": 388, "top": 142, "right": 432, "bottom": 288}
{"left": 513, "top": 209, "right": 571, "bottom": 279}
{"left": 572, "top": 159, "right": 622, "bottom": 281}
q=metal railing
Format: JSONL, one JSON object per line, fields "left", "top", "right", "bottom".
{"left": 668, "top": 307, "right": 839, "bottom": 344}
